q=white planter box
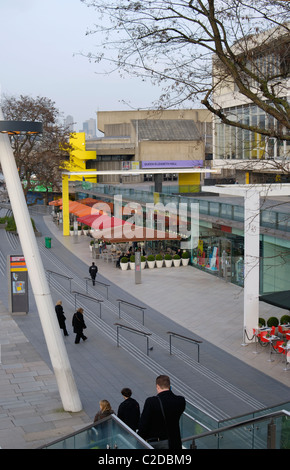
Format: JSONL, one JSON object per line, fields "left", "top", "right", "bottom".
{"left": 156, "top": 260, "right": 163, "bottom": 268}
{"left": 173, "top": 259, "right": 181, "bottom": 267}
{"left": 165, "top": 259, "right": 172, "bottom": 267}
{"left": 182, "top": 258, "right": 189, "bottom": 266}
{"left": 141, "top": 261, "right": 146, "bottom": 270}
{"left": 129, "top": 262, "right": 135, "bottom": 270}
{"left": 120, "top": 263, "right": 128, "bottom": 271}
{"left": 147, "top": 260, "right": 156, "bottom": 269}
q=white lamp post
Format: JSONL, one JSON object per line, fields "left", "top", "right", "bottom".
{"left": 0, "top": 111, "right": 82, "bottom": 412}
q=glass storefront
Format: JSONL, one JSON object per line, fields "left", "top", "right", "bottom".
{"left": 191, "top": 231, "right": 244, "bottom": 286}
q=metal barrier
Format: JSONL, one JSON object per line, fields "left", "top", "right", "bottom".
{"left": 84, "top": 277, "right": 110, "bottom": 299}
{"left": 114, "top": 323, "right": 152, "bottom": 356}
{"left": 47, "top": 270, "right": 73, "bottom": 292}
{"left": 167, "top": 331, "right": 202, "bottom": 363}
{"left": 117, "top": 299, "right": 146, "bottom": 325}
{"left": 71, "top": 291, "right": 104, "bottom": 318}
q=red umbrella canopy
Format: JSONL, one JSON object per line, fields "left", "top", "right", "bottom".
{"left": 77, "top": 214, "right": 131, "bottom": 229}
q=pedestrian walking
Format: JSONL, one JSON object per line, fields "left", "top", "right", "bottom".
{"left": 94, "top": 399, "right": 114, "bottom": 423}
{"left": 89, "top": 262, "right": 98, "bottom": 286}
{"left": 138, "top": 375, "right": 185, "bottom": 449}
{"left": 72, "top": 307, "right": 87, "bottom": 344}
{"left": 55, "top": 300, "right": 69, "bottom": 336}
{"left": 117, "top": 387, "right": 140, "bottom": 432}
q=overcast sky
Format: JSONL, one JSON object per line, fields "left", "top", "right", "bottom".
{"left": 0, "top": 0, "right": 161, "bottom": 134}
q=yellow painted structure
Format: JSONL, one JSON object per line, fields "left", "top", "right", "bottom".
{"left": 62, "top": 133, "right": 97, "bottom": 235}
{"left": 63, "top": 133, "right": 97, "bottom": 183}
{"left": 179, "top": 172, "right": 200, "bottom": 192}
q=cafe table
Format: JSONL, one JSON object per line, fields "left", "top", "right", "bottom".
{"left": 263, "top": 334, "right": 280, "bottom": 362}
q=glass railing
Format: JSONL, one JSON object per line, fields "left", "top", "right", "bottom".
{"left": 42, "top": 415, "right": 152, "bottom": 449}
{"left": 182, "top": 410, "right": 290, "bottom": 449}
{"left": 41, "top": 401, "right": 290, "bottom": 449}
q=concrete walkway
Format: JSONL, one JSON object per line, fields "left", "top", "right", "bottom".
{"left": 0, "top": 214, "right": 289, "bottom": 449}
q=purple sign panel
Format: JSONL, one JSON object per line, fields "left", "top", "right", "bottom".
{"left": 141, "top": 160, "right": 203, "bottom": 169}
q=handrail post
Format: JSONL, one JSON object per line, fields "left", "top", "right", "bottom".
{"left": 267, "top": 419, "right": 276, "bottom": 449}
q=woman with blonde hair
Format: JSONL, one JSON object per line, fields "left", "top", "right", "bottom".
{"left": 94, "top": 399, "right": 114, "bottom": 422}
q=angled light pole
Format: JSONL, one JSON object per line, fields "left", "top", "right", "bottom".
{"left": 0, "top": 109, "right": 82, "bottom": 412}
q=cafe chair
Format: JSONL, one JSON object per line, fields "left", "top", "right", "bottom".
{"left": 273, "top": 340, "right": 285, "bottom": 355}
{"left": 258, "top": 331, "right": 270, "bottom": 347}
{"left": 270, "top": 326, "right": 276, "bottom": 335}
{"left": 278, "top": 325, "right": 290, "bottom": 337}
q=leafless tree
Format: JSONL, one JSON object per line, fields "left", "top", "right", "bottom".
{"left": 81, "top": 0, "right": 290, "bottom": 141}
{"left": 1, "top": 95, "right": 71, "bottom": 204}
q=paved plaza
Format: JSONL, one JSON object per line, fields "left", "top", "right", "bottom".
{"left": 0, "top": 214, "right": 289, "bottom": 449}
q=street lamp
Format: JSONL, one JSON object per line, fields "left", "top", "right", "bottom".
{"left": 0, "top": 113, "right": 82, "bottom": 412}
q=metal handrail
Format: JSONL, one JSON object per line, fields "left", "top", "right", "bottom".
{"left": 183, "top": 409, "right": 290, "bottom": 449}
{"left": 117, "top": 299, "right": 146, "bottom": 325}
{"left": 71, "top": 291, "right": 103, "bottom": 318}
{"left": 114, "top": 323, "right": 152, "bottom": 356}
{"left": 167, "top": 331, "right": 202, "bottom": 363}
{"left": 84, "top": 277, "right": 110, "bottom": 298}
{"left": 47, "top": 270, "right": 73, "bottom": 292}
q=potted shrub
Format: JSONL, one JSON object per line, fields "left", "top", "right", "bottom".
{"left": 129, "top": 255, "right": 135, "bottom": 270}
{"left": 164, "top": 253, "right": 172, "bottom": 267}
{"left": 77, "top": 225, "right": 82, "bottom": 235}
{"left": 141, "top": 255, "right": 146, "bottom": 269}
{"left": 89, "top": 240, "right": 95, "bottom": 251}
{"left": 258, "top": 317, "right": 266, "bottom": 327}
{"left": 173, "top": 254, "right": 181, "bottom": 267}
{"left": 120, "top": 256, "right": 128, "bottom": 270}
{"left": 83, "top": 225, "right": 89, "bottom": 235}
{"left": 267, "top": 316, "right": 279, "bottom": 328}
{"left": 147, "top": 254, "right": 156, "bottom": 269}
{"left": 156, "top": 254, "right": 163, "bottom": 268}
{"left": 181, "top": 251, "right": 190, "bottom": 266}
{"left": 280, "top": 315, "right": 290, "bottom": 325}
{"left": 70, "top": 225, "right": 74, "bottom": 236}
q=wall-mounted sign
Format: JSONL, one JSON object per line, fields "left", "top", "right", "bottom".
{"left": 141, "top": 160, "right": 203, "bottom": 169}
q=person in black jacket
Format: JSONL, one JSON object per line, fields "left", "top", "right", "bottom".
{"left": 117, "top": 388, "right": 140, "bottom": 432}
{"left": 89, "top": 262, "right": 98, "bottom": 285}
{"left": 55, "top": 300, "right": 69, "bottom": 336}
{"left": 138, "top": 375, "right": 185, "bottom": 449}
{"left": 72, "top": 307, "right": 87, "bottom": 344}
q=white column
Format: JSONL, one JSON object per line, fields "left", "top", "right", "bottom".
{"left": 243, "top": 189, "right": 260, "bottom": 343}
{"left": 0, "top": 111, "right": 82, "bottom": 412}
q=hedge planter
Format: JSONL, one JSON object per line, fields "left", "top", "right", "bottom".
{"left": 141, "top": 256, "right": 146, "bottom": 269}
{"left": 164, "top": 254, "right": 172, "bottom": 267}
{"left": 120, "top": 257, "right": 128, "bottom": 270}
{"left": 173, "top": 255, "right": 181, "bottom": 267}
{"left": 129, "top": 255, "right": 135, "bottom": 270}
{"left": 147, "top": 255, "right": 156, "bottom": 269}
{"left": 181, "top": 252, "right": 190, "bottom": 266}
{"left": 155, "top": 255, "right": 163, "bottom": 268}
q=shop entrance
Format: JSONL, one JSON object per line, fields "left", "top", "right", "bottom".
{"left": 219, "top": 238, "right": 232, "bottom": 281}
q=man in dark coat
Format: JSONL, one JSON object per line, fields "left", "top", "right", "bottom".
{"left": 117, "top": 388, "right": 140, "bottom": 432}
{"left": 55, "top": 300, "right": 69, "bottom": 336}
{"left": 72, "top": 307, "right": 87, "bottom": 344}
{"left": 138, "top": 375, "right": 185, "bottom": 449}
{"left": 89, "top": 262, "right": 98, "bottom": 285}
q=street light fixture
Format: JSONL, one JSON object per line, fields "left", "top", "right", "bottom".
{"left": 0, "top": 115, "right": 82, "bottom": 412}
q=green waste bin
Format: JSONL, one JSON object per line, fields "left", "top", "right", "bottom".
{"left": 45, "top": 237, "right": 51, "bottom": 248}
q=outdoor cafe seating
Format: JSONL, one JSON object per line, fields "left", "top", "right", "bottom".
{"left": 253, "top": 325, "right": 290, "bottom": 369}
